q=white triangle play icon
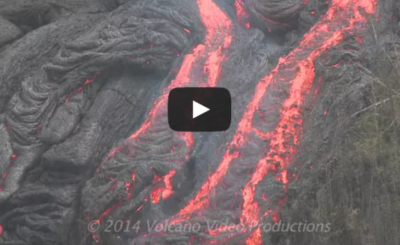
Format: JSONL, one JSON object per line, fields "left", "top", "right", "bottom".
{"left": 193, "top": 101, "right": 210, "bottom": 119}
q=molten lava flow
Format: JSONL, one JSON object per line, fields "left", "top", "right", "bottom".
{"left": 89, "top": 0, "right": 377, "bottom": 243}
{"left": 127, "top": 0, "right": 232, "bottom": 203}
{"left": 175, "top": 0, "right": 376, "bottom": 244}
{"left": 242, "top": 0, "right": 377, "bottom": 231}
{"left": 235, "top": 0, "right": 250, "bottom": 28}
{"left": 93, "top": 0, "right": 233, "bottom": 230}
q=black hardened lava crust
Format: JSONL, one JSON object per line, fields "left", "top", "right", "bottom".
{"left": 0, "top": 0, "right": 398, "bottom": 245}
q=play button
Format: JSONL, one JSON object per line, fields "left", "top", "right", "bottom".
{"left": 193, "top": 101, "right": 210, "bottom": 119}
{"left": 168, "top": 87, "right": 231, "bottom": 132}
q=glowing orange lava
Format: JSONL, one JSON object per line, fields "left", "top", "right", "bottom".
{"left": 242, "top": 0, "right": 377, "bottom": 233}
{"left": 91, "top": 0, "right": 378, "bottom": 244}
{"left": 94, "top": 0, "right": 233, "bottom": 227}
{"left": 172, "top": 1, "right": 377, "bottom": 245}
{"left": 235, "top": 0, "right": 251, "bottom": 28}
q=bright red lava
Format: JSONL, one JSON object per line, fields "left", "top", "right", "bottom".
{"left": 120, "top": 0, "right": 233, "bottom": 204}
{"left": 172, "top": 0, "right": 377, "bottom": 244}
{"left": 235, "top": 0, "right": 250, "bottom": 28}
{"left": 93, "top": 0, "right": 233, "bottom": 234}
{"left": 85, "top": 0, "right": 379, "bottom": 244}
{"left": 0, "top": 0, "right": 378, "bottom": 244}
{"left": 243, "top": 0, "right": 376, "bottom": 233}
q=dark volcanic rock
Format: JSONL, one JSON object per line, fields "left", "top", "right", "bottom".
{"left": 0, "top": 0, "right": 398, "bottom": 245}
{"left": 0, "top": 17, "right": 22, "bottom": 48}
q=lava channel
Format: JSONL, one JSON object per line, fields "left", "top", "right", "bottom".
{"left": 92, "top": 0, "right": 233, "bottom": 232}
{"left": 170, "top": 0, "right": 376, "bottom": 244}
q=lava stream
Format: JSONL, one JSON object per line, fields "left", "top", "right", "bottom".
{"left": 94, "top": 0, "right": 233, "bottom": 226}
{"left": 242, "top": 0, "right": 377, "bottom": 228}
{"left": 175, "top": 1, "right": 376, "bottom": 245}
